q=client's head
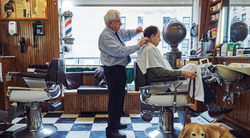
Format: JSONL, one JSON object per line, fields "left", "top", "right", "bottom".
{"left": 144, "top": 26, "right": 161, "bottom": 46}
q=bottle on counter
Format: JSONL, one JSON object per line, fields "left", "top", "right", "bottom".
{"left": 233, "top": 41, "right": 242, "bottom": 56}
{"left": 221, "top": 36, "right": 228, "bottom": 56}
{"left": 227, "top": 39, "right": 234, "bottom": 56}
{"left": 201, "top": 33, "right": 208, "bottom": 56}
{"left": 235, "top": 47, "right": 244, "bottom": 56}
{"left": 216, "top": 48, "right": 220, "bottom": 56}
{"left": 244, "top": 47, "right": 250, "bottom": 56}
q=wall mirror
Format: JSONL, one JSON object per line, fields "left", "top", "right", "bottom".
{"left": 0, "top": 0, "right": 47, "bottom": 20}
{"left": 228, "top": 0, "right": 250, "bottom": 47}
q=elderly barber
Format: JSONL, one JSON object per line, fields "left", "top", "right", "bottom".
{"left": 98, "top": 9, "right": 148, "bottom": 138}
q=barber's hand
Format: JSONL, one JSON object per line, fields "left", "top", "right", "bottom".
{"left": 139, "top": 37, "right": 149, "bottom": 47}
{"left": 136, "top": 27, "right": 143, "bottom": 34}
{"left": 182, "top": 70, "right": 197, "bottom": 80}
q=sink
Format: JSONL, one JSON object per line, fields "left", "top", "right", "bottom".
{"left": 215, "top": 63, "right": 250, "bottom": 84}
{"left": 213, "top": 63, "right": 250, "bottom": 105}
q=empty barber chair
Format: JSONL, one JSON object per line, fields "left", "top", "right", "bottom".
{"left": 134, "top": 62, "right": 190, "bottom": 138}
{"left": 5, "top": 58, "right": 65, "bottom": 138}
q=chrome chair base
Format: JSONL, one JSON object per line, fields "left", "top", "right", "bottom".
{"left": 144, "top": 126, "right": 180, "bottom": 138}
{"left": 11, "top": 102, "right": 58, "bottom": 138}
{"left": 12, "top": 125, "right": 57, "bottom": 138}
{"left": 144, "top": 107, "right": 181, "bottom": 138}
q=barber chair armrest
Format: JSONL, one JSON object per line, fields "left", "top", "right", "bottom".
{"left": 7, "top": 72, "right": 48, "bottom": 79}
{"left": 146, "top": 76, "right": 186, "bottom": 84}
{"left": 7, "top": 86, "right": 46, "bottom": 91}
{"left": 34, "top": 69, "right": 48, "bottom": 73}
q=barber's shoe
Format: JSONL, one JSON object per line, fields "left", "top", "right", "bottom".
{"left": 208, "top": 107, "right": 233, "bottom": 117}
{"left": 117, "top": 123, "right": 127, "bottom": 129}
{"left": 106, "top": 130, "right": 126, "bottom": 138}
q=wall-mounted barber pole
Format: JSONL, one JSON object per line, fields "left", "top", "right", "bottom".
{"left": 62, "top": 10, "right": 74, "bottom": 44}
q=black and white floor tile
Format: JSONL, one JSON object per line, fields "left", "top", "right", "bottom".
{"left": 0, "top": 111, "right": 247, "bottom": 138}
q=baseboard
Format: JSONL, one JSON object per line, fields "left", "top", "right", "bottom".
{"left": 222, "top": 116, "right": 250, "bottom": 137}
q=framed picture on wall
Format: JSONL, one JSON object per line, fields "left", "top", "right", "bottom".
{"left": 0, "top": 0, "right": 47, "bottom": 20}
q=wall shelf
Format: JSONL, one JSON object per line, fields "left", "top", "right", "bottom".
{"left": 208, "top": 37, "right": 216, "bottom": 40}
{"left": 210, "top": 9, "right": 220, "bottom": 15}
{"left": 210, "top": 19, "right": 218, "bottom": 24}
{"left": 210, "top": 0, "right": 221, "bottom": 6}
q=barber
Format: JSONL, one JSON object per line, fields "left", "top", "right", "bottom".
{"left": 99, "top": 9, "right": 148, "bottom": 138}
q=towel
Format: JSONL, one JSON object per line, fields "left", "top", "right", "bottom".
{"left": 137, "top": 43, "right": 172, "bottom": 74}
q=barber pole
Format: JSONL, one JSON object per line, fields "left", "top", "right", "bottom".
{"left": 62, "top": 11, "right": 75, "bottom": 44}
{"left": 64, "top": 15, "right": 72, "bottom": 37}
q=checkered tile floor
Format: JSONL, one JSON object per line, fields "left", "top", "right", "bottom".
{"left": 0, "top": 111, "right": 246, "bottom": 138}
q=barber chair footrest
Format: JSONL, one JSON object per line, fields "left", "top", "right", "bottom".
{"left": 12, "top": 125, "right": 57, "bottom": 138}
{"left": 144, "top": 126, "right": 181, "bottom": 138}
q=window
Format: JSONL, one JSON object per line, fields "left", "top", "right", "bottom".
{"left": 138, "top": 16, "right": 143, "bottom": 27}
{"left": 248, "top": 40, "right": 250, "bottom": 46}
{"left": 242, "top": 6, "right": 246, "bottom": 11}
{"left": 163, "top": 17, "right": 170, "bottom": 27}
{"left": 64, "top": 7, "right": 192, "bottom": 65}
{"left": 232, "top": 16, "right": 238, "bottom": 22}
{"left": 162, "top": 40, "right": 169, "bottom": 48}
{"left": 120, "top": 17, "right": 126, "bottom": 30}
{"left": 242, "top": 13, "right": 246, "bottom": 22}
{"left": 183, "top": 17, "right": 190, "bottom": 30}
{"left": 233, "top": 7, "right": 237, "bottom": 11}
{"left": 182, "top": 39, "right": 189, "bottom": 56}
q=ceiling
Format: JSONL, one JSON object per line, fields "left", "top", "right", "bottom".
{"left": 62, "top": 0, "right": 193, "bottom": 6}
{"left": 230, "top": 0, "right": 250, "bottom": 6}
{"left": 61, "top": 0, "right": 250, "bottom": 6}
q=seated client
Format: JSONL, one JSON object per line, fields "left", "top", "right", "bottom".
{"left": 136, "top": 25, "right": 232, "bottom": 118}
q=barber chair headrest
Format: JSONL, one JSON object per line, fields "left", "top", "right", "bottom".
{"left": 47, "top": 58, "right": 65, "bottom": 85}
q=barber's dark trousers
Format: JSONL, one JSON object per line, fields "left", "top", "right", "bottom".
{"left": 104, "top": 65, "right": 127, "bottom": 133}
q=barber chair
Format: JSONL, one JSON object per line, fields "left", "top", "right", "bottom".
{"left": 134, "top": 62, "right": 190, "bottom": 138}
{"left": 5, "top": 58, "right": 65, "bottom": 138}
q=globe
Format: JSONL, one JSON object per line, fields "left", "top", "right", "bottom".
{"left": 162, "top": 21, "right": 187, "bottom": 47}
{"left": 230, "top": 21, "right": 248, "bottom": 42}
{"left": 162, "top": 21, "right": 187, "bottom": 69}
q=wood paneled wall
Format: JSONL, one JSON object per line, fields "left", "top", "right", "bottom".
{"left": 0, "top": 57, "right": 16, "bottom": 110}
{"left": 197, "top": 0, "right": 209, "bottom": 41}
{"left": 64, "top": 92, "right": 141, "bottom": 114}
{"left": 0, "top": 0, "right": 60, "bottom": 87}
{"left": 83, "top": 72, "right": 96, "bottom": 85}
